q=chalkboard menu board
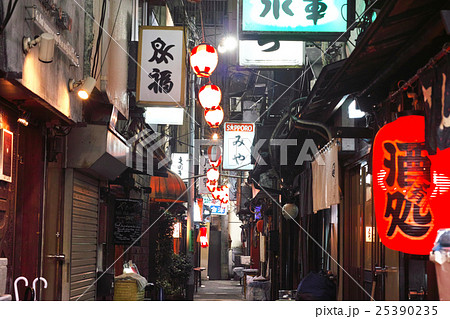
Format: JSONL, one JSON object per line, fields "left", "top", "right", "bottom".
{"left": 113, "top": 199, "right": 143, "bottom": 245}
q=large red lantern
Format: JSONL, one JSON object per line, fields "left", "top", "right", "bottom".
{"left": 204, "top": 105, "right": 224, "bottom": 128}
{"left": 373, "top": 115, "right": 450, "bottom": 255}
{"left": 207, "top": 145, "right": 222, "bottom": 167}
{"left": 198, "top": 84, "right": 222, "bottom": 109}
{"left": 190, "top": 43, "right": 218, "bottom": 78}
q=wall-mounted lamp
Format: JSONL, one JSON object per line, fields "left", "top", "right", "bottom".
{"left": 17, "top": 112, "right": 31, "bottom": 126}
{"left": 68, "top": 77, "right": 96, "bottom": 100}
{"left": 22, "top": 33, "right": 55, "bottom": 63}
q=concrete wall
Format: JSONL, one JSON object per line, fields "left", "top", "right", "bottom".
{"left": 2, "top": 0, "right": 86, "bottom": 122}
{"left": 105, "top": 0, "right": 130, "bottom": 119}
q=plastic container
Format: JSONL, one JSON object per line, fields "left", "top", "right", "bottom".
{"left": 0, "top": 258, "right": 7, "bottom": 296}
{"left": 429, "top": 229, "right": 450, "bottom": 301}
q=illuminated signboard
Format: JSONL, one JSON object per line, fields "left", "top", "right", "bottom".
{"left": 223, "top": 122, "right": 255, "bottom": 170}
{"left": 239, "top": 40, "right": 305, "bottom": 68}
{"left": 241, "top": 0, "right": 354, "bottom": 40}
{"left": 137, "top": 26, "right": 185, "bottom": 106}
{"left": 373, "top": 116, "right": 450, "bottom": 255}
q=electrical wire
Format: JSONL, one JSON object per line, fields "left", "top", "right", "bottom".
{"left": 91, "top": 0, "right": 107, "bottom": 79}
{"left": 0, "top": 0, "right": 19, "bottom": 33}
{"left": 95, "top": 0, "right": 123, "bottom": 81}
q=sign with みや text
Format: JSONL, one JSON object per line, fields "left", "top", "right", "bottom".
{"left": 223, "top": 123, "right": 255, "bottom": 170}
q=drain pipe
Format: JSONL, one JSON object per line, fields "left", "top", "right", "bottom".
{"left": 290, "top": 115, "right": 332, "bottom": 141}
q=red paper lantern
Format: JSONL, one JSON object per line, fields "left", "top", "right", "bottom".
{"left": 208, "top": 145, "right": 222, "bottom": 167}
{"left": 212, "top": 185, "right": 229, "bottom": 204}
{"left": 219, "top": 185, "right": 229, "bottom": 204}
{"left": 204, "top": 105, "right": 224, "bottom": 128}
{"left": 206, "top": 167, "right": 220, "bottom": 181}
{"left": 206, "top": 179, "right": 218, "bottom": 193}
{"left": 256, "top": 220, "right": 264, "bottom": 233}
{"left": 199, "top": 227, "right": 208, "bottom": 248}
{"left": 373, "top": 115, "right": 450, "bottom": 255}
{"left": 190, "top": 43, "right": 218, "bottom": 78}
{"left": 211, "top": 187, "right": 221, "bottom": 200}
{"left": 199, "top": 84, "right": 222, "bottom": 109}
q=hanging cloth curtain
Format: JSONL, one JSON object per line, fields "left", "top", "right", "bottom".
{"left": 312, "top": 140, "right": 340, "bottom": 212}
{"left": 312, "top": 152, "right": 327, "bottom": 213}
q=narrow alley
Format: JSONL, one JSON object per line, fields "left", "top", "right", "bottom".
{"left": 194, "top": 280, "right": 243, "bottom": 301}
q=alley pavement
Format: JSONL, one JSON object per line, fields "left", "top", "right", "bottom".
{"left": 194, "top": 279, "right": 244, "bottom": 301}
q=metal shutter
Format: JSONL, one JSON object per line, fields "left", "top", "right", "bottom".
{"left": 69, "top": 172, "right": 99, "bottom": 301}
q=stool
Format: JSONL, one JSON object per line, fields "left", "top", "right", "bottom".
{"left": 193, "top": 267, "right": 206, "bottom": 292}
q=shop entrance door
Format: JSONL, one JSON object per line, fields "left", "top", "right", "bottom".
{"left": 208, "top": 230, "right": 221, "bottom": 279}
{"left": 343, "top": 160, "right": 384, "bottom": 300}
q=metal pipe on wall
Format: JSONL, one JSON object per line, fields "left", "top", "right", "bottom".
{"left": 186, "top": 71, "right": 196, "bottom": 300}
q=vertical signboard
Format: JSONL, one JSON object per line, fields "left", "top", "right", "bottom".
{"left": 171, "top": 153, "right": 189, "bottom": 180}
{"left": 223, "top": 122, "right": 255, "bottom": 170}
{"left": 198, "top": 154, "right": 212, "bottom": 194}
{"left": 137, "top": 26, "right": 186, "bottom": 106}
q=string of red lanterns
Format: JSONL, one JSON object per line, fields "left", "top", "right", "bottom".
{"left": 190, "top": 43, "right": 228, "bottom": 203}
{"left": 190, "top": 43, "right": 224, "bottom": 128}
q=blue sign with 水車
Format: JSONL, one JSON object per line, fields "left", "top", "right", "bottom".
{"left": 242, "top": 0, "right": 348, "bottom": 33}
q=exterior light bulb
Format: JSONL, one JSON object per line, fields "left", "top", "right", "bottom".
{"left": 212, "top": 133, "right": 218, "bottom": 140}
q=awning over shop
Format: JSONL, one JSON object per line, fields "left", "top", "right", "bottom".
{"left": 67, "top": 124, "right": 129, "bottom": 180}
{"left": 301, "top": 0, "right": 450, "bottom": 122}
{"left": 0, "top": 77, "right": 75, "bottom": 125}
{"left": 149, "top": 169, "right": 187, "bottom": 203}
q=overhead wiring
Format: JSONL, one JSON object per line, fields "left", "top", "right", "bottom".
{"left": 91, "top": 0, "right": 107, "bottom": 79}
{"left": 95, "top": 0, "right": 123, "bottom": 81}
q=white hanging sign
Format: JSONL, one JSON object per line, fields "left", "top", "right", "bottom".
{"left": 137, "top": 26, "right": 186, "bottom": 106}
{"left": 223, "top": 122, "right": 255, "bottom": 170}
{"left": 198, "top": 154, "right": 212, "bottom": 194}
{"left": 239, "top": 40, "right": 305, "bottom": 68}
{"left": 171, "top": 153, "right": 189, "bottom": 180}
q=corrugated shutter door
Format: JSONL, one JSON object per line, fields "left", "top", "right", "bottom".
{"left": 69, "top": 172, "right": 99, "bottom": 301}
